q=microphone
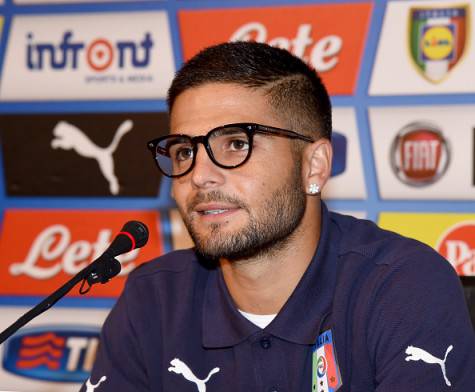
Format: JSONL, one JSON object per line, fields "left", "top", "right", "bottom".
{"left": 106, "top": 220, "right": 149, "bottom": 257}
{"left": 85, "top": 221, "right": 149, "bottom": 287}
{"left": 0, "top": 221, "right": 150, "bottom": 345}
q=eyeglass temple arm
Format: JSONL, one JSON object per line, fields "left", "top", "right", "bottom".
{"left": 257, "top": 126, "right": 314, "bottom": 143}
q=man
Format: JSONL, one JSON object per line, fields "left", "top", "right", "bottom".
{"left": 82, "top": 42, "right": 475, "bottom": 391}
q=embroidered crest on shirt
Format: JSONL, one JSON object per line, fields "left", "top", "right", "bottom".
{"left": 405, "top": 345, "right": 453, "bottom": 387}
{"left": 168, "top": 358, "right": 220, "bottom": 392}
{"left": 86, "top": 376, "right": 107, "bottom": 391}
{"left": 312, "top": 330, "right": 342, "bottom": 392}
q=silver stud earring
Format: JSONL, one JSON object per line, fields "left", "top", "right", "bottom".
{"left": 308, "top": 183, "right": 320, "bottom": 195}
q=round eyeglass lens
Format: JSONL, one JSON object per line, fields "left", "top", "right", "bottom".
{"left": 156, "top": 136, "right": 193, "bottom": 177}
{"left": 208, "top": 127, "right": 250, "bottom": 167}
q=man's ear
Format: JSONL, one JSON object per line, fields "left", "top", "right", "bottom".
{"left": 302, "top": 138, "right": 333, "bottom": 194}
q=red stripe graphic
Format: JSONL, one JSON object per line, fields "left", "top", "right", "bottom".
{"left": 22, "top": 332, "right": 65, "bottom": 347}
{"left": 19, "top": 344, "right": 63, "bottom": 359}
{"left": 16, "top": 356, "right": 61, "bottom": 370}
{"left": 324, "top": 343, "right": 339, "bottom": 388}
{"left": 118, "top": 231, "right": 136, "bottom": 251}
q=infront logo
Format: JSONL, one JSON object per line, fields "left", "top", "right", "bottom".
{"left": 0, "top": 12, "right": 175, "bottom": 100}
{"left": 390, "top": 122, "right": 450, "bottom": 186}
{"left": 436, "top": 221, "right": 475, "bottom": 276}
{"left": 2, "top": 326, "right": 100, "bottom": 382}
{"left": 27, "top": 31, "right": 153, "bottom": 72}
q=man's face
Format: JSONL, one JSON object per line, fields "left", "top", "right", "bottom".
{"left": 170, "top": 83, "right": 307, "bottom": 261}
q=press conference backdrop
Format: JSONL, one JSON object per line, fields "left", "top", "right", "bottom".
{"left": 0, "top": 0, "right": 473, "bottom": 390}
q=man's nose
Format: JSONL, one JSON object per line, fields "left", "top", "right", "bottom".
{"left": 190, "top": 144, "right": 225, "bottom": 189}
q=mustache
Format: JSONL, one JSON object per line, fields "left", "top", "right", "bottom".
{"left": 187, "top": 191, "right": 249, "bottom": 214}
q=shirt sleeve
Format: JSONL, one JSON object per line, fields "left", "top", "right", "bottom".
{"left": 368, "top": 250, "right": 475, "bottom": 392}
{"left": 78, "top": 280, "right": 150, "bottom": 392}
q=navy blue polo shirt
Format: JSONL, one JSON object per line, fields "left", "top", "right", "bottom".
{"left": 81, "top": 204, "right": 475, "bottom": 391}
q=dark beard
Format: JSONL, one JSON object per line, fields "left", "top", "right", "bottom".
{"left": 178, "top": 166, "right": 306, "bottom": 262}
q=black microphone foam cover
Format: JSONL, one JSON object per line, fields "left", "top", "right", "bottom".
{"left": 107, "top": 221, "right": 149, "bottom": 257}
{"left": 122, "top": 220, "right": 149, "bottom": 248}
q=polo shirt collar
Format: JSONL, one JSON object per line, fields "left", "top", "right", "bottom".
{"left": 202, "top": 202, "right": 341, "bottom": 348}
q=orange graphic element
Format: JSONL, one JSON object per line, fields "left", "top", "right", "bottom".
{"left": 436, "top": 222, "right": 475, "bottom": 276}
{"left": 324, "top": 343, "right": 338, "bottom": 388}
{"left": 0, "top": 210, "right": 163, "bottom": 297}
{"left": 16, "top": 332, "right": 65, "bottom": 370}
{"left": 20, "top": 345, "right": 63, "bottom": 359}
{"left": 17, "top": 357, "right": 61, "bottom": 370}
{"left": 22, "top": 332, "right": 65, "bottom": 347}
{"left": 179, "top": 3, "right": 372, "bottom": 95}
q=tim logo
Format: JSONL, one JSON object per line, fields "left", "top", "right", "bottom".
{"left": 26, "top": 31, "right": 153, "bottom": 72}
{"left": 390, "top": 122, "right": 450, "bottom": 186}
{"left": 2, "top": 326, "right": 100, "bottom": 382}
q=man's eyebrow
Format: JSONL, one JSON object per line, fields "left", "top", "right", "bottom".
{"left": 164, "top": 136, "right": 189, "bottom": 149}
{"left": 211, "top": 127, "right": 244, "bottom": 137}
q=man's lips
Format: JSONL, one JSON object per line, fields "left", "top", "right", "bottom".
{"left": 193, "top": 203, "right": 240, "bottom": 216}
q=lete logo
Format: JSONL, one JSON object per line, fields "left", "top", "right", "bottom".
{"left": 9, "top": 224, "right": 139, "bottom": 279}
{"left": 436, "top": 221, "right": 475, "bottom": 276}
{"left": 2, "top": 326, "right": 100, "bottom": 382}
{"left": 230, "top": 23, "right": 341, "bottom": 73}
{"left": 0, "top": 209, "right": 162, "bottom": 297}
{"left": 179, "top": 3, "right": 372, "bottom": 95}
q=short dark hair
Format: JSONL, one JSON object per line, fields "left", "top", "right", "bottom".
{"left": 168, "top": 42, "right": 332, "bottom": 140}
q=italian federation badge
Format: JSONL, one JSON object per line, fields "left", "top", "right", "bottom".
{"left": 312, "top": 330, "right": 342, "bottom": 392}
{"left": 409, "top": 5, "right": 469, "bottom": 83}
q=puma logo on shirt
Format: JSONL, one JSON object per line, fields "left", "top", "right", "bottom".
{"left": 86, "top": 375, "right": 107, "bottom": 391}
{"left": 168, "top": 358, "right": 220, "bottom": 392}
{"left": 405, "top": 345, "right": 453, "bottom": 386}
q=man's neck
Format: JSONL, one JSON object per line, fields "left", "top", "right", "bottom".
{"left": 219, "top": 203, "right": 321, "bottom": 315}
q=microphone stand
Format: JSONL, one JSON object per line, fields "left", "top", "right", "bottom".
{"left": 0, "top": 253, "right": 121, "bottom": 345}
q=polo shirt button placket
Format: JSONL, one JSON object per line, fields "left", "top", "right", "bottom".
{"left": 260, "top": 337, "right": 272, "bottom": 349}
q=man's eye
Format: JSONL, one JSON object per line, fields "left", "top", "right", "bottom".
{"left": 174, "top": 147, "right": 193, "bottom": 161}
{"left": 228, "top": 139, "right": 249, "bottom": 151}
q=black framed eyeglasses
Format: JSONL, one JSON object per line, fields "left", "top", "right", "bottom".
{"left": 147, "top": 123, "right": 315, "bottom": 178}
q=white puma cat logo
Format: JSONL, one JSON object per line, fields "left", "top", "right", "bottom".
{"left": 405, "top": 345, "right": 453, "bottom": 387}
{"left": 51, "top": 119, "right": 133, "bottom": 195}
{"left": 168, "top": 358, "right": 220, "bottom": 392}
{"left": 85, "top": 375, "right": 107, "bottom": 391}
